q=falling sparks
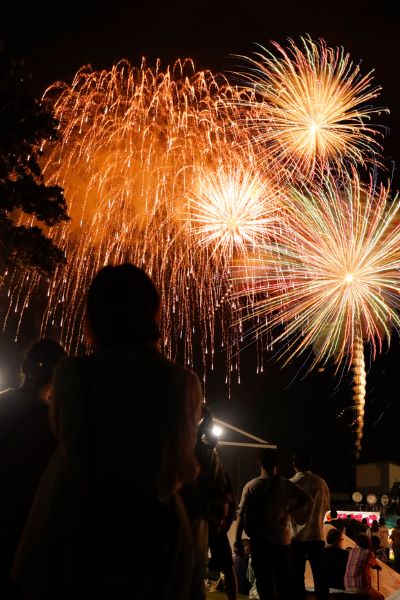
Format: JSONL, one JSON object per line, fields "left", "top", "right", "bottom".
{"left": 235, "top": 172, "right": 400, "bottom": 454}
{"left": 2, "top": 59, "right": 278, "bottom": 378}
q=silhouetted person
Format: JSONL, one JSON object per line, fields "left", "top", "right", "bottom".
{"left": 291, "top": 449, "right": 330, "bottom": 600}
{"left": 233, "top": 539, "right": 251, "bottom": 595}
{"left": 0, "top": 338, "right": 66, "bottom": 594}
{"left": 371, "top": 534, "right": 387, "bottom": 563}
{"left": 322, "top": 527, "right": 348, "bottom": 592}
{"left": 180, "top": 405, "right": 228, "bottom": 600}
{"left": 378, "top": 517, "right": 390, "bottom": 562}
{"left": 12, "top": 264, "right": 202, "bottom": 600}
{"left": 208, "top": 472, "right": 238, "bottom": 600}
{"left": 361, "top": 517, "right": 372, "bottom": 538}
{"left": 344, "top": 514, "right": 363, "bottom": 541}
{"left": 236, "top": 448, "right": 311, "bottom": 600}
{"left": 325, "top": 509, "right": 344, "bottom": 531}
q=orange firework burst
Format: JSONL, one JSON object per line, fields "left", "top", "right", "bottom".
{"left": 236, "top": 172, "right": 400, "bottom": 454}
{"left": 236, "top": 36, "right": 386, "bottom": 178}
{"left": 2, "top": 59, "right": 280, "bottom": 378}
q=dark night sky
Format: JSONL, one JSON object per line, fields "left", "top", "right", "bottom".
{"left": 1, "top": 0, "right": 400, "bottom": 490}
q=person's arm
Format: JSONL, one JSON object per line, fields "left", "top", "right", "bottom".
{"left": 235, "top": 483, "right": 250, "bottom": 545}
{"left": 289, "top": 480, "right": 312, "bottom": 525}
{"left": 49, "top": 356, "right": 91, "bottom": 495}
{"left": 50, "top": 357, "right": 81, "bottom": 441}
{"left": 368, "top": 550, "right": 382, "bottom": 570}
{"left": 175, "top": 369, "right": 202, "bottom": 488}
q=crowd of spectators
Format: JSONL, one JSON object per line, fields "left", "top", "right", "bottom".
{"left": 0, "top": 263, "right": 398, "bottom": 600}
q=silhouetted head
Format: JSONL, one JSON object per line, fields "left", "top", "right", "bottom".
{"left": 292, "top": 449, "right": 312, "bottom": 472}
{"left": 86, "top": 264, "right": 161, "bottom": 350}
{"left": 371, "top": 535, "right": 380, "bottom": 550}
{"left": 330, "top": 510, "right": 338, "bottom": 519}
{"left": 22, "top": 338, "right": 66, "bottom": 401}
{"left": 355, "top": 532, "right": 372, "bottom": 550}
{"left": 259, "top": 448, "right": 279, "bottom": 475}
{"left": 327, "top": 528, "right": 344, "bottom": 547}
{"left": 379, "top": 517, "right": 386, "bottom": 525}
{"left": 371, "top": 520, "right": 380, "bottom": 532}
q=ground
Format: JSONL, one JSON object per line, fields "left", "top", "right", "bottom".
{"left": 207, "top": 593, "right": 318, "bottom": 599}
{"left": 207, "top": 594, "right": 247, "bottom": 599}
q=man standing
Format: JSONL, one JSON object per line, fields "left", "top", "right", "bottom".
{"left": 235, "top": 448, "right": 311, "bottom": 600}
{"left": 291, "top": 449, "right": 330, "bottom": 600}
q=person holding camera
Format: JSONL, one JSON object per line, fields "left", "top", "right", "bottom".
{"left": 180, "top": 404, "right": 228, "bottom": 600}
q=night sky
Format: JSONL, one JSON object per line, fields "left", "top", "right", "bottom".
{"left": 1, "top": 0, "right": 400, "bottom": 492}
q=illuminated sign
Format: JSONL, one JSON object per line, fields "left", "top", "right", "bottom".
{"left": 325, "top": 510, "right": 380, "bottom": 525}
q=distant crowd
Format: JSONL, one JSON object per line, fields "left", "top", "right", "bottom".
{"left": 0, "top": 263, "right": 398, "bottom": 600}
{"left": 231, "top": 450, "right": 395, "bottom": 600}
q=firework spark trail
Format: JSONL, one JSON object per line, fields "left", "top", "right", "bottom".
{"left": 352, "top": 329, "right": 366, "bottom": 457}
{"left": 236, "top": 36, "right": 386, "bottom": 179}
{"left": 236, "top": 172, "right": 400, "bottom": 453}
{"left": 2, "top": 59, "right": 282, "bottom": 380}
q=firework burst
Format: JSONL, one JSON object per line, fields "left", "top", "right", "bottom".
{"left": 237, "top": 172, "right": 400, "bottom": 454}
{"left": 236, "top": 36, "right": 386, "bottom": 178}
{"left": 2, "top": 59, "right": 281, "bottom": 379}
{"left": 186, "top": 158, "right": 279, "bottom": 258}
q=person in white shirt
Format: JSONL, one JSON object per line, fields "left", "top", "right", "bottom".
{"left": 236, "top": 448, "right": 311, "bottom": 600}
{"left": 291, "top": 449, "right": 330, "bottom": 600}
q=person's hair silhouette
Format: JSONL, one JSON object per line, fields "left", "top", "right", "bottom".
{"left": 86, "top": 263, "right": 161, "bottom": 350}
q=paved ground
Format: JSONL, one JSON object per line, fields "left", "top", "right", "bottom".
{"left": 207, "top": 593, "right": 318, "bottom": 599}
{"left": 207, "top": 594, "right": 247, "bottom": 599}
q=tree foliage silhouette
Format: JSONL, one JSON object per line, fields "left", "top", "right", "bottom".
{"left": 0, "top": 50, "right": 69, "bottom": 278}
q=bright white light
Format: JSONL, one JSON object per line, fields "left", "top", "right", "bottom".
{"left": 212, "top": 425, "right": 223, "bottom": 437}
{"left": 344, "top": 273, "right": 354, "bottom": 284}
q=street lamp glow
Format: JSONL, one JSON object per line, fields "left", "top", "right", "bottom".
{"left": 212, "top": 425, "right": 223, "bottom": 437}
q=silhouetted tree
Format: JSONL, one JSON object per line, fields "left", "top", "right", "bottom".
{"left": 0, "top": 49, "right": 69, "bottom": 279}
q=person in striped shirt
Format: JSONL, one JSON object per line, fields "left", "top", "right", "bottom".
{"left": 344, "top": 533, "right": 383, "bottom": 599}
